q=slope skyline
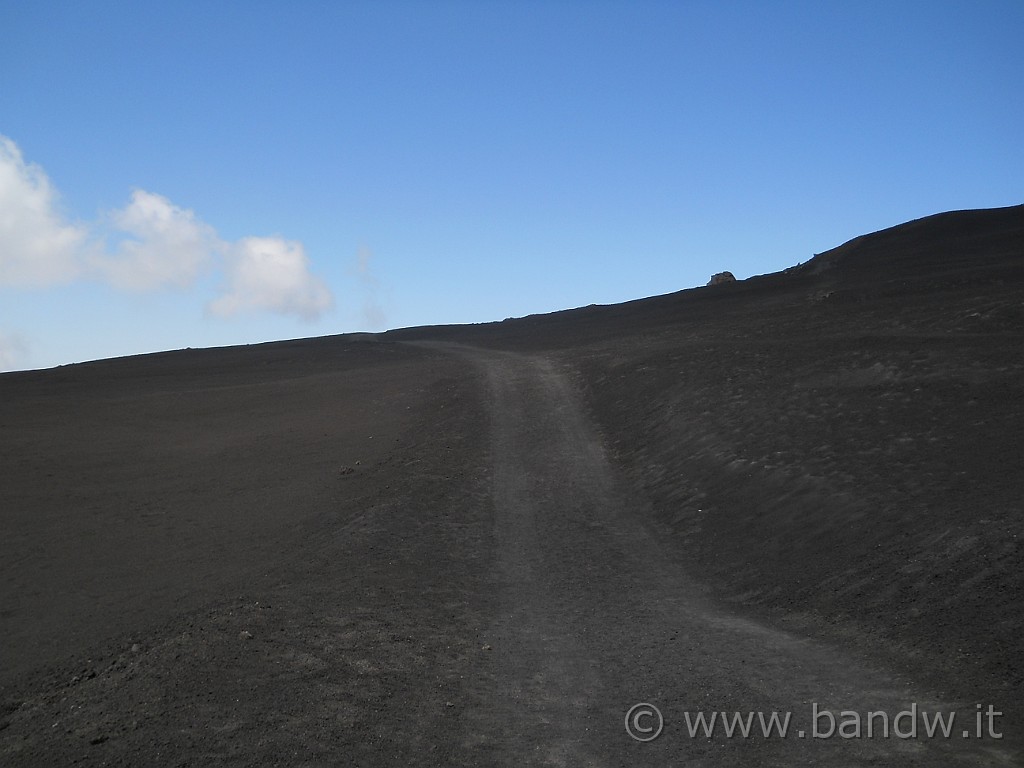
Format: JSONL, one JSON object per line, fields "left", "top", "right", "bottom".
{"left": 2, "top": 200, "right": 1021, "bottom": 762}
{"left": 2, "top": 1, "right": 1022, "bottom": 371}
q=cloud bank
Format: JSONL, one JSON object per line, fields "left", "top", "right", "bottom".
{"left": 0, "top": 135, "right": 333, "bottom": 321}
{"left": 210, "top": 237, "right": 333, "bottom": 321}
{"left": 0, "top": 137, "right": 87, "bottom": 286}
{"left": 93, "top": 189, "right": 220, "bottom": 291}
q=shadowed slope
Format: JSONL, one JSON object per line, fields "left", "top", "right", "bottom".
{"left": 1, "top": 205, "right": 1021, "bottom": 764}
{"left": 802, "top": 204, "right": 1024, "bottom": 287}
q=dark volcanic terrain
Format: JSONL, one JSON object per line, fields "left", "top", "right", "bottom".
{"left": 1, "top": 205, "right": 1022, "bottom": 766}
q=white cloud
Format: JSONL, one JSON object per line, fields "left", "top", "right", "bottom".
{"left": 209, "top": 237, "right": 333, "bottom": 321}
{"left": 0, "top": 136, "right": 88, "bottom": 286}
{"left": 92, "top": 189, "right": 221, "bottom": 291}
{"left": 0, "top": 135, "right": 336, "bottom": 324}
{"left": 0, "top": 330, "right": 29, "bottom": 372}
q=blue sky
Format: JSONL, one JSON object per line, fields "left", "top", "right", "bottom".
{"left": 1, "top": 1, "right": 1021, "bottom": 371}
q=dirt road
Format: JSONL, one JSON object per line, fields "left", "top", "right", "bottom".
{"left": 1, "top": 341, "right": 1018, "bottom": 765}
{"left": 5, "top": 207, "right": 1020, "bottom": 765}
{"left": 453, "top": 343, "right": 1016, "bottom": 766}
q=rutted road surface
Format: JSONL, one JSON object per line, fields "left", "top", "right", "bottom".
{"left": 450, "top": 343, "right": 1015, "bottom": 766}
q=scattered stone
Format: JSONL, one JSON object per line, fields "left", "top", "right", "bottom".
{"left": 89, "top": 734, "right": 108, "bottom": 745}
{"left": 239, "top": 630, "right": 253, "bottom": 641}
{"left": 339, "top": 466, "right": 355, "bottom": 475}
{"left": 130, "top": 643, "right": 142, "bottom": 653}
{"left": 481, "top": 644, "right": 492, "bottom": 651}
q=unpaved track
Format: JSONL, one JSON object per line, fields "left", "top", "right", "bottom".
{"left": 1, "top": 341, "right": 1017, "bottom": 765}
{"left": 447, "top": 343, "right": 1016, "bottom": 767}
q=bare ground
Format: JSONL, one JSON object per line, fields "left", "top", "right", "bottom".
{"left": 1, "top": 205, "right": 1022, "bottom": 765}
